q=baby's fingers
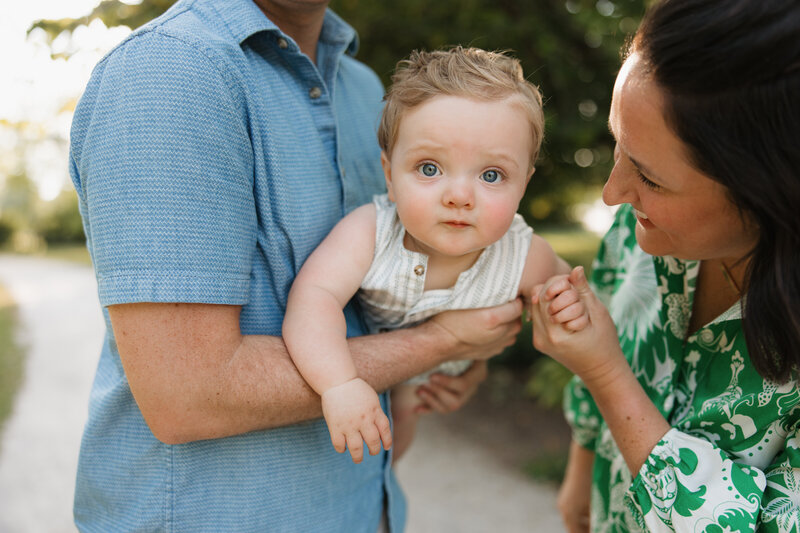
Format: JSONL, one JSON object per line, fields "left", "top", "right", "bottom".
{"left": 564, "top": 314, "right": 590, "bottom": 332}
{"left": 543, "top": 276, "right": 572, "bottom": 301}
{"left": 547, "top": 289, "right": 580, "bottom": 315}
{"left": 346, "top": 432, "right": 364, "bottom": 464}
{"left": 377, "top": 413, "right": 392, "bottom": 451}
{"left": 361, "top": 423, "right": 382, "bottom": 457}
{"left": 330, "top": 431, "right": 346, "bottom": 454}
{"left": 550, "top": 301, "right": 586, "bottom": 325}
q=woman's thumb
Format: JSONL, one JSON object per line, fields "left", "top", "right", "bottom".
{"left": 569, "top": 266, "right": 591, "bottom": 294}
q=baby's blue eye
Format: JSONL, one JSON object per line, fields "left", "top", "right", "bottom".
{"left": 481, "top": 170, "right": 501, "bottom": 183}
{"left": 420, "top": 163, "right": 439, "bottom": 177}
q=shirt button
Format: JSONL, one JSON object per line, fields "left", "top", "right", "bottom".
{"left": 309, "top": 86, "right": 322, "bottom": 99}
{"left": 277, "top": 37, "right": 289, "bottom": 49}
{"left": 414, "top": 265, "right": 425, "bottom": 276}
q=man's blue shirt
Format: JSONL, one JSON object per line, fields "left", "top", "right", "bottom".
{"left": 69, "top": 0, "right": 404, "bottom": 530}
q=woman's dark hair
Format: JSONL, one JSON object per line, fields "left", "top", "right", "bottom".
{"left": 632, "top": 0, "right": 800, "bottom": 382}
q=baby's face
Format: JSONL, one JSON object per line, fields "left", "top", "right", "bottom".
{"left": 382, "top": 94, "right": 534, "bottom": 261}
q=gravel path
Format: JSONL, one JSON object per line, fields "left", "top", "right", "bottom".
{"left": 0, "top": 254, "right": 563, "bottom": 532}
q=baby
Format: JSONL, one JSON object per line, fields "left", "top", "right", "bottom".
{"left": 283, "top": 47, "right": 583, "bottom": 463}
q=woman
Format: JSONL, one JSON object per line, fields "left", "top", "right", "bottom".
{"left": 529, "top": 0, "right": 800, "bottom": 531}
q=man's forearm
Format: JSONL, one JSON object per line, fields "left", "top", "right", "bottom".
{"left": 113, "top": 305, "right": 459, "bottom": 444}
{"left": 112, "top": 301, "right": 517, "bottom": 444}
{"left": 207, "top": 324, "right": 457, "bottom": 438}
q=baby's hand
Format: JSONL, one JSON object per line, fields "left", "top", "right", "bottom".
{"left": 531, "top": 267, "right": 589, "bottom": 332}
{"left": 320, "top": 377, "right": 392, "bottom": 463}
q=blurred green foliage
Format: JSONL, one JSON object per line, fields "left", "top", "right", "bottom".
{"left": 524, "top": 448, "right": 570, "bottom": 484}
{"left": 30, "top": 0, "right": 178, "bottom": 39}
{"left": 37, "top": 190, "right": 86, "bottom": 245}
{"left": 0, "top": 285, "right": 24, "bottom": 440}
{"left": 32, "top": 0, "right": 647, "bottom": 225}
{"left": 0, "top": 218, "right": 13, "bottom": 247}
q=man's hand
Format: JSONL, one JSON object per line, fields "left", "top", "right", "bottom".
{"left": 429, "top": 299, "right": 523, "bottom": 362}
{"left": 320, "top": 378, "right": 392, "bottom": 463}
{"left": 414, "top": 361, "right": 488, "bottom": 415}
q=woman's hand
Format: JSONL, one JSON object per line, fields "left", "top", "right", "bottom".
{"left": 533, "top": 267, "right": 672, "bottom": 474}
{"left": 529, "top": 267, "right": 627, "bottom": 386}
{"left": 558, "top": 441, "right": 595, "bottom": 533}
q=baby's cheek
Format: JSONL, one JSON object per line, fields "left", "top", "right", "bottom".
{"left": 484, "top": 201, "right": 518, "bottom": 239}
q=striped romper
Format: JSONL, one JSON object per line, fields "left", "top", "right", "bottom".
{"left": 358, "top": 194, "right": 533, "bottom": 383}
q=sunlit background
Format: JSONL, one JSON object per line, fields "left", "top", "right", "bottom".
{"left": 1, "top": 0, "right": 625, "bottom": 256}
{"left": 2, "top": 1, "right": 131, "bottom": 200}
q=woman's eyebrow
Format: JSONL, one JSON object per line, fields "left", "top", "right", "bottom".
{"left": 629, "top": 155, "right": 658, "bottom": 179}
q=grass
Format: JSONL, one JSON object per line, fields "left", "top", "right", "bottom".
{"left": 0, "top": 284, "right": 24, "bottom": 441}
{"left": 538, "top": 226, "right": 602, "bottom": 271}
{"left": 523, "top": 449, "right": 570, "bottom": 485}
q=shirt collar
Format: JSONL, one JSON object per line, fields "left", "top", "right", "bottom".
{"left": 209, "top": 0, "right": 359, "bottom": 54}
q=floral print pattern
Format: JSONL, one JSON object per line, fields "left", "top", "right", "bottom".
{"left": 564, "top": 204, "right": 800, "bottom": 532}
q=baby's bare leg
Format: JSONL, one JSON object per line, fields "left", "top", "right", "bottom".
{"left": 390, "top": 384, "right": 423, "bottom": 462}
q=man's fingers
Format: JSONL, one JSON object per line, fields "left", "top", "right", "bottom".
{"left": 416, "top": 385, "right": 458, "bottom": 413}
{"left": 487, "top": 298, "right": 523, "bottom": 327}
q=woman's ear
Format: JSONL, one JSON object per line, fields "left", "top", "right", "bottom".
{"left": 381, "top": 151, "right": 395, "bottom": 202}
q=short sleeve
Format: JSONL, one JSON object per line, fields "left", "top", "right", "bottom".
{"left": 71, "top": 31, "right": 256, "bottom": 306}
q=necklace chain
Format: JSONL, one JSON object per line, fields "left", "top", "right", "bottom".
{"left": 720, "top": 261, "right": 742, "bottom": 296}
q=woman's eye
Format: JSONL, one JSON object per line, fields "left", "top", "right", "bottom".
{"left": 481, "top": 170, "right": 501, "bottom": 183}
{"left": 637, "top": 171, "right": 661, "bottom": 191}
{"left": 419, "top": 163, "right": 439, "bottom": 177}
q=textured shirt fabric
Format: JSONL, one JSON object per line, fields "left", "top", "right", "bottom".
{"left": 358, "top": 194, "right": 532, "bottom": 383}
{"left": 563, "top": 204, "right": 800, "bottom": 532}
{"left": 68, "top": 0, "right": 406, "bottom": 530}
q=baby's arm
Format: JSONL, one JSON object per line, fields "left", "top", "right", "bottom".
{"left": 283, "top": 204, "right": 392, "bottom": 463}
{"left": 518, "top": 235, "right": 587, "bottom": 332}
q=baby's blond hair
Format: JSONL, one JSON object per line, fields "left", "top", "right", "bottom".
{"left": 378, "top": 46, "right": 545, "bottom": 171}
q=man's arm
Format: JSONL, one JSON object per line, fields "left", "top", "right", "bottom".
{"left": 110, "top": 298, "right": 522, "bottom": 444}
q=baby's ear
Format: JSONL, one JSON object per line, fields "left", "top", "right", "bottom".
{"left": 381, "top": 151, "right": 395, "bottom": 202}
{"left": 526, "top": 166, "right": 536, "bottom": 184}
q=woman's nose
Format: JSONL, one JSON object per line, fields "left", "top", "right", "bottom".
{"left": 602, "top": 162, "right": 636, "bottom": 207}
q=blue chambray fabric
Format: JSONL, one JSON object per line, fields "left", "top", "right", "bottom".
{"left": 69, "top": 0, "right": 405, "bottom": 531}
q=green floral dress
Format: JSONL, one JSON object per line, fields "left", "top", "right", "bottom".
{"left": 564, "top": 204, "right": 800, "bottom": 532}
